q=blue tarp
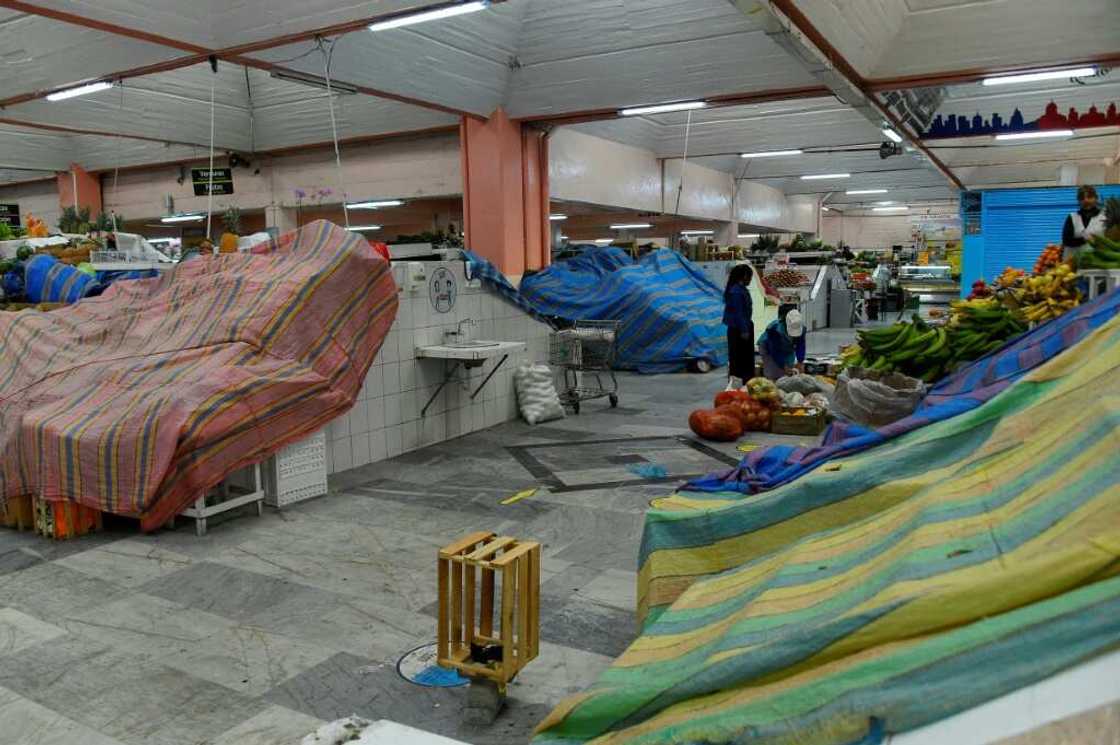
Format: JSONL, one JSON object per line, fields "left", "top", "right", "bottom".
{"left": 24, "top": 254, "right": 96, "bottom": 304}
{"left": 686, "top": 286, "right": 1120, "bottom": 495}
{"left": 464, "top": 247, "right": 727, "bottom": 373}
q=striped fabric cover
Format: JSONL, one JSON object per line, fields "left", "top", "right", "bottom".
{"left": 0, "top": 221, "right": 396, "bottom": 530}
{"left": 686, "top": 288, "right": 1120, "bottom": 495}
{"left": 534, "top": 314, "right": 1120, "bottom": 745}
{"left": 519, "top": 248, "right": 726, "bottom": 373}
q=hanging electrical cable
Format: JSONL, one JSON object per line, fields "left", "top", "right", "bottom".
{"left": 205, "top": 56, "right": 217, "bottom": 244}
{"left": 319, "top": 36, "right": 351, "bottom": 229}
{"left": 111, "top": 81, "right": 125, "bottom": 234}
{"left": 673, "top": 109, "right": 693, "bottom": 222}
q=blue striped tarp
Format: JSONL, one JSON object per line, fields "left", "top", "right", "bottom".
{"left": 464, "top": 247, "right": 727, "bottom": 373}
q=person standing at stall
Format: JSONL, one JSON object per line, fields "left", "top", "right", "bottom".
{"left": 1062, "top": 185, "right": 1106, "bottom": 261}
{"left": 758, "top": 306, "right": 806, "bottom": 380}
{"left": 722, "top": 264, "right": 755, "bottom": 391}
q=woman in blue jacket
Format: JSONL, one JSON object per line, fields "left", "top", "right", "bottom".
{"left": 758, "top": 306, "right": 806, "bottom": 380}
{"left": 722, "top": 264, "right": 754, "bottom": 390}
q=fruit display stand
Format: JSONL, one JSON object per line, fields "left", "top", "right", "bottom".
{"left": 178, "top": 463, "right": 264, "bottom": 536}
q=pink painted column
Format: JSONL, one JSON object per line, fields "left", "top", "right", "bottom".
{"left": 56, "top": 164, "right": 103, "bottom": 222}
{"left": 461, "top": 109, "right": 550, "bottom": 277}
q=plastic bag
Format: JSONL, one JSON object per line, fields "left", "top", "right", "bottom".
{"left": 777, "top": 373, "right": 832, "bottom": 396}
{"left": 806, "top": 392, "right": 830, "bottom": 412}
{"left": 782, "top": 391, "right": 806, "bottom": 408}
{"left": 514, "top": 363, "right": 565, "bottom": 425}
{"left": 689, "top": 409, "right": 743, "bottom": 441}
{"left": 832, "top": 367, "right": 926, "bottom": 427}
{"left": 746, "top": 377, "right": 781, "bottom": 405}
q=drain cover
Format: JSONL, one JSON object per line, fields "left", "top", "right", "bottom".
{"left": 397, "top": 643, "right": 469, "bottom": 688}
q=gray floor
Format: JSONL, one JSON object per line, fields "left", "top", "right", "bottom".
{"left": 0, "top": 345, "right": 844, "bottom": 745}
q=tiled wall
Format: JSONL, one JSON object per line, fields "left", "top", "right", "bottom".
{"left": 324, "top": 259, "right": 552, "bottom": 474}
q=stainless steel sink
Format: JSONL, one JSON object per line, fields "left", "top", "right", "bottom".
{"left": 444, "top": 340, "right": 501, "bottom": 349}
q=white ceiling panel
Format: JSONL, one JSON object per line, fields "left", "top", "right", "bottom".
{"left": 790, "top": 0, "right": 906, "bottom": 77}
{"left": 760, "top": 165, "right": 949, "bottom": 196}
{"left": 506, "top": 30, "right": 819, "bottom": 118}
{"left": 69, "top": 135, "right": 211, "bottom": 173}
{"left": 0, "top": 10, "right": 186, "bottom": 98}
{"left": 515, "top": 0, "right": 763, "bottom": 66}
{"left": 932, "top": 77, "right": 1120, "bottom": 124}
{"left": 565, "top": 117, "right": 664, "bottom": 152}
{"left": 0, "top": 124, "right": 72, "bottom": 171}
{"left": 692, "top": 149, "right": 928, "bottom": 179}
{"left": 0, "top": 167, "right": 57, "bottom": 185}
{"left": 874, "top": 0, "right": 1120, "bottom": 80}
{"left": 253, "top": 91, "right": 458, "bottom": 150}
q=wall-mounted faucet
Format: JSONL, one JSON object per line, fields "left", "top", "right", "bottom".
{"left": 445, "top": 318, "right": 477, "bottom": 343}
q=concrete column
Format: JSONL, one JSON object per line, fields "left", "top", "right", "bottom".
{"left": 714, "top": 220, "right": 737, "bottom": 245}
{"left": 264, "top": 204, "right": 298, "bottom": 235}
{"left": 56, "top": 164, "right": 102, "bottom": 222}
{"left": 460, "top": 109, "right": 550, "bottom": 278}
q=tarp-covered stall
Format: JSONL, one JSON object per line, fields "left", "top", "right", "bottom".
{"left": 0, "top": 221, "right": 396, "bottom": 530}
{"left": 534, "top": 308, "right": 1120, "bottom": 745}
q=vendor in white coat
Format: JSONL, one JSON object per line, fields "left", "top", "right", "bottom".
{"left": 1061, "top": 185, "right": 1106, "bottom": 261}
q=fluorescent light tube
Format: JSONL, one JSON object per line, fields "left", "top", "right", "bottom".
{"left": 609, "top": 223, "right": 652, "bottom": 230}
{"left": 619, "top": 101, "right": 706, "bottom": 117}
{"left": 876, "top": 201, "right": 896, "bottom": 205}
{"left": 847, "top": 189, "right": 888, "bottom": 195}
{"left": 872, "top": 206, "right": 908, "bottom": 212}
{"left": 594, "top": 238, "right": 614, "bottom": 244}
{"left": 740, "top": 149, "right": 803, "bottom": 158}
{"left": 160, "top": 214, "right": 204, "bottom": 223}
{"left": 995, "top": 129, "right": 1074, "bottom": 141}
{"left": 982, "top": 67, "right": 1096, "bottom": 86}
{"left": 46, "top": 81, "right": 114, "bottom": 102}
{"left": 738, "top": 233, "right": 760, "bottom": 239}
{"left": 821, "top": 206, "right": 831, "bottom": 212}
{"left": 270, "top": 70, "right": 357, "bottom": 95}
{"left": 347, "top": 200, "right": 405, "bottom": 209}
{"left": 369, "top": 1, "right": 489, "bottom": 31}
{"left": 549, "top": 214, "right": 567, "bottom": 221}
{"left": 801, "top": 173, "right": 850, "bottom": 180}
{"left": 347, "top": 225, "right": 382, "bottom": 231}
{"left": 882, "top": 128, "right": 903, "bottom": 143}
{"left": 681, "top": 230, "right": 715, "bottom": 236}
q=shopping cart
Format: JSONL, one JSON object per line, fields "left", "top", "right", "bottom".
{"left": 548, "top": 320, "right": 620, "bottom": 414}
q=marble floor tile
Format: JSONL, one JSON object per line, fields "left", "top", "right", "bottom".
{"left": 265, "top": 651, "right": 551, "bottom": 745}
{"left": 54, "top": 539, "right": 195, "bottom": 588}
{"left": 580, "top": 568, "right": 638, "bottom": 611}
{"left": 209, "top": 705, "right": 325, "bottom": 745}
{"left": 0, "top": 530, "right": 123, "bottom": 577}
{"left": 0, "top": 634, "right": 266, "bottom": 745}
{"left": 537, "top": 594, "right": 637, "bottom": 658}
{"left": 0, "top": 607, "right": 66, "bottom": 658}
{"left": 0, "top": 685, "right": 125, "bottom": 745}
{"left": 0, "top": 562, "right": 130, "bottom": 620}
{"left": 509, "top": 641, "right": 616, "bottom": 707}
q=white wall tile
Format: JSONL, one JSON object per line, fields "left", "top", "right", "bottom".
{"left": 381, "top": 331, "right": 400, "bottom": 363}
{"left": 349, "top": 399, "right": 369, "bottom": 436}
{"left": 386, "top": 426, "right": 403, "bottom": 458}
{"left": 385, "top": 394, "right": 402, "bottom": 427}
{"left": 396, "top": 299, "right": 414, "bottom": 331}
{"left": 351, "top": 432, "right": 371, "bottom": 468}
{"left": 401, "top": 420, "right": 419, "bottom": 452}
{"left": 400, "top": 388, "right": 418, "bottom": 421}
{"left": 397, "top": 331, "right": 415, "bottom": 361}
{"left": 421, "top": 415, "right": 445, "bottom": 446}
{"left": 367, "top": 396, "right": 386, "bottom": 430}
{"left": 370, "top": 429, "right": 387, "bottom": 463}
{"left": 363, "top": 364, "right": 383, "bottom": 398}
{"left": 329, "top": 413, "right": 350, "bottom": 441}
{"left": 382, "top": 362, "right": 401, "bottom": 395}
{"left": 333, "top": 438, "right": 353, "bottom": 472}
{"left": 399, "top": 360, "right": 418, "bottom": 392}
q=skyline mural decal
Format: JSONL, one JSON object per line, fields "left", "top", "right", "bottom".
{"left": 922, "top": 101, "right": 1120, "bottom": 138}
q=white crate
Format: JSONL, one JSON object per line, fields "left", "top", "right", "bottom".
{"left": 264, "top": 430, "right": 328, "bottom": 507}
{"left": 1081, "top": 269, "right": 1120, "bottom": 301}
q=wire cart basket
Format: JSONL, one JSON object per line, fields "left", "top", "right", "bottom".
{"left": 548, "top": 320, "right": 620, "bottom": 414}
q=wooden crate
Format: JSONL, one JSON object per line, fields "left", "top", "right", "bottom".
{"left": 1, "top": 495, "right": 34, "bottom": 531}
{"left": 437, "top": 532, "right": 541, "bottom": 689}
{"left": 34, "top": 497, "right": 101, "bottom": 539}
{"left": 771, "top": 409, "right": 827, "bottom": 436}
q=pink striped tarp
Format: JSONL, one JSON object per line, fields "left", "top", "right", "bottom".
{"left": 0, "top": 220, "right": 397, "bottom": 530}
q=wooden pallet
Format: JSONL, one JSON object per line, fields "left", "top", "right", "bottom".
{"left": 1, "top": 495, "right": 101, "bottom": 539}
{"left": 437, "top": 531, "right": 541, "bottom": 689}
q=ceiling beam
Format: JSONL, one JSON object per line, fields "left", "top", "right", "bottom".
{"left": 867, "top": 52, "right": 1120, "bottom": 92}
{"left": 760, "top": 0, "right": 964, "bottom": 191}
{"left": 0, "top": 117, "right": 232, "bottom": 151}
{"left": 0, "top": 0, "right": 486, "bottom": 119}
{"left": 516, "top": 85, "right": 833, "bottom": 127}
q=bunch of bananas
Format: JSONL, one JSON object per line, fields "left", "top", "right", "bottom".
{"left": 1013, "top": 263, "right": 1080, "bottom": 323}
{"left": 948, "top": 298, "right": 1026, "bottom": 364}
{"left": 1081, "top": 234, "right": 1120, "bottom": 270}
{"left": 850, "top": 316, "right": 953, "bottom": 382}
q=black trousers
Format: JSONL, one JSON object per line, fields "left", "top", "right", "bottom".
{"left": 727, "top": 327, "right": 755, "bottom": 381}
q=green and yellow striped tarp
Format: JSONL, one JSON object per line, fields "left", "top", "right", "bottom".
{"left": 534, "top": 314, "right": 1120, "bottom": 745}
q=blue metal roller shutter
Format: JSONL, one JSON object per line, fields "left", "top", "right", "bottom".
{"left": 980, "top": 185, "right": 1120, "bottom": 282}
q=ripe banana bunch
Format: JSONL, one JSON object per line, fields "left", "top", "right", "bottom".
{"left": 1017, "top": 264, "right": 1080, "bottom": 324}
